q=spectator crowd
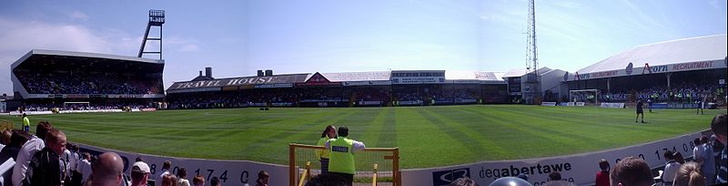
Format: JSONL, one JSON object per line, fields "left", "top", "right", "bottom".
{"left": 16, "top": 72, "right": 163, "bottom": 95}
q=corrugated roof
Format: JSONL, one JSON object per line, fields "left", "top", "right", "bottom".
{"left": 445, "top": 70, "right": 503, "bottom": 81}
{"left": 576, "top": 34, "right": 727, "bottom": 74}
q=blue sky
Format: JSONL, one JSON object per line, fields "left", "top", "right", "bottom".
{"left": 0, "top": 0, "right": 726, "bottom": 94}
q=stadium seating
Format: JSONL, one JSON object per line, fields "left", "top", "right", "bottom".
{"left": 16, "top": 72, "right": 162, "bottom": 95}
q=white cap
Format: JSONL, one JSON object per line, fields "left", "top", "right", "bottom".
{"left": 132, "top": 161, "right": 150, "bottom": 174}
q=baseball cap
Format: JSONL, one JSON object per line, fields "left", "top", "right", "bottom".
{"left": 132, "top": 161, "right": 151, "bottom": 174}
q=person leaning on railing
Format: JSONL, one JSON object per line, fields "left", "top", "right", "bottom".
{"left": 325, "top": 126, "right": 365, "bottom": 185}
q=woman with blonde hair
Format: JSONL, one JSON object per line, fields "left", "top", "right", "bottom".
{"left": 672, "top": 162, "right": 704, "bottom": 186}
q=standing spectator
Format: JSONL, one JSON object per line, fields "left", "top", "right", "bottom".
{"left": 635, "top": 100, "right": 645, "bottom": 123}
{"left": 210, "top": 176, "right": 221, "bottom": 186}
{"left": 673, "top": 152, "right": 686, "bottom": 164}
{"left": 610, "top": 156, "right": 653, "bottom": 186}
{"left": 661, "top": 150, "right": 680, "bottom": 186}
{"left": 325, "top": 126, "right": 366, "bottom": 185}
{"left": 0, "top": 130, "right": 11, "bottom": 151}
{"left": 0, "top": 130, "right": 29, "bottom": 186}
{"left": 21, "top": 114, "right": 29, "bottom": 132}
{"left": 710, "top": 114, "right": 726, "bottom": 184}
{"left": 691, "top": 138, "right": 704, "bottom": 166}
{"left": 131, "top": 161, "right": 151, "bottom": 186}
{"left": 0, "top": 130, "right": 29, "bottom": 162}
{"left": 595, "top": 159, "right": 610, "bottom": 186}
{"left": 161, "top": 174, "right": 177, "bottom": 186}
{"left": 91, "top": 152, "right": 124, "bottom": 186}
{"left": 192, "top": 175, "right": 204, "bottom": 186}
{"left": 700, "top": 136, "right": 716, "bottom": 184}
{"left": 316, "top": 125, "right": 336, "bottom": 174}
{"left": 176, "top": 167, "right": 190, "bottom": 186}
{"left": 12, "top": 121, "right": 52, "bottom": 186}
{"left": 672, "top": 162, "right": 704, "bottom": 186}
{"left": 22, "top": 128, "right": 69, "bottom": 186}
{"left": 62, "top": 143, "right": 79, "bottom": 186}
{"left": 76, "top": 152, "right": 92, "bottom": 185}
{"left": 255, "top": 171, "right": 269, "bottom": 186}
{"left": 67, "top": 144, "right": 82, "bottom": 186}
{"left": 157, "top": 160, "right": 172, "bottom": 186}
{"left": 544, "top": 171, "right": 572, "bottom": 186}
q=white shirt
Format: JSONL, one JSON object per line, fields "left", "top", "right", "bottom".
{"left": 693, "top": 145, "right": 705, "bottom": 163}
{"left": 69, "top": 151, "right": 79, "bottom": 172}
{"left": 662, "top": 161, "right": 680, "bottom": 182}
{"left": 61, "top": 149, "right": 75, "bottom": 174}
{"left": 157, "top": 170, "right": 170, "bottom": 186}
{"left": 11, "top": 136, "right": 44, "bottom": 186}
{"left": 77, "top": 159, "right": 92, "bottom": 184}
{"left": 178, "top": 178, "right": 190, "bottom": 186}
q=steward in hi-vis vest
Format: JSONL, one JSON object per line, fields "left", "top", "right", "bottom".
{"left": 22, "top": 113, "right": 30, "bottom": 132}
{"left": 325, "top": 126, "right": 366, "bottom": 185}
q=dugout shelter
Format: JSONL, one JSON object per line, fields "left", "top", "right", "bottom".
{"left": 9, "top": 49, "right": 165, "bottom": 111}
{"left": 564, "top": 34, "right": 728, "bottom": 106}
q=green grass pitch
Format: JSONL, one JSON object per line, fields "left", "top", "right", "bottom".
{"left": 1, "top": 105, "right": 723, "bottom": 169}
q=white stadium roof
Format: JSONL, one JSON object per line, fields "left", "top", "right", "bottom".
{"left": 11, "top": 49, "right": 163, "bottom": 69}
{"left": 318, "top": 71, "right": 391, "bottom": 82}
{"left": 502, "top": 67, "right": 556, "bottom": 78}
{"left": 568, "top": 34, "right": 727, "bottom": 81}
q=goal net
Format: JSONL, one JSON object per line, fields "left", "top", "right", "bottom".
{"left": 569, "top": 89, "right": 600, "bottom": 105}
{"left": 289, "top": 144, "right": 400, "bottom": 186}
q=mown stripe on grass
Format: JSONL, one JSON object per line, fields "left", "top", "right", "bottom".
{"left": 239, "top": 108, "right": 364, "bottom": 164}
{"left": 378, "top": 107, "right": 397, "bottom": 147}
{"left": 412, "top": 108, "right": 481, "bottom": 159}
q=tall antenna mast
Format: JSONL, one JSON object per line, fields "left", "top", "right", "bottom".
{"left": 138, "top": 9, "right": 165, "bottom": 60}
{"left": 524, "top": 0, "right": 541, "bottom": 105}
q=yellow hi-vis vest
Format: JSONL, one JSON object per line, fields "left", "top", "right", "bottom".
{"left": 23, "top": 117, "right": 30, "bottom": 127}
{"left": 328, "top": 137, "right": 355, "bottom": 174}
{"left": 316, "top": 137, "right": 332, "bottom": 159}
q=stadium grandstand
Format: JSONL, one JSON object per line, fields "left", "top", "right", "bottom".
{"left": 564, "top": 34, "right": 727, "bottom": 108}
{"left": 165, "top": 69, "right": 510, "bottom": 109}
{"left": 7, "top": 49, "right": 165, "bottom": 112}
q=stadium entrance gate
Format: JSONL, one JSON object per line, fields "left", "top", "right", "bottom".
{"left": 289, "top": 144, "right": 401, "bottom": 186}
